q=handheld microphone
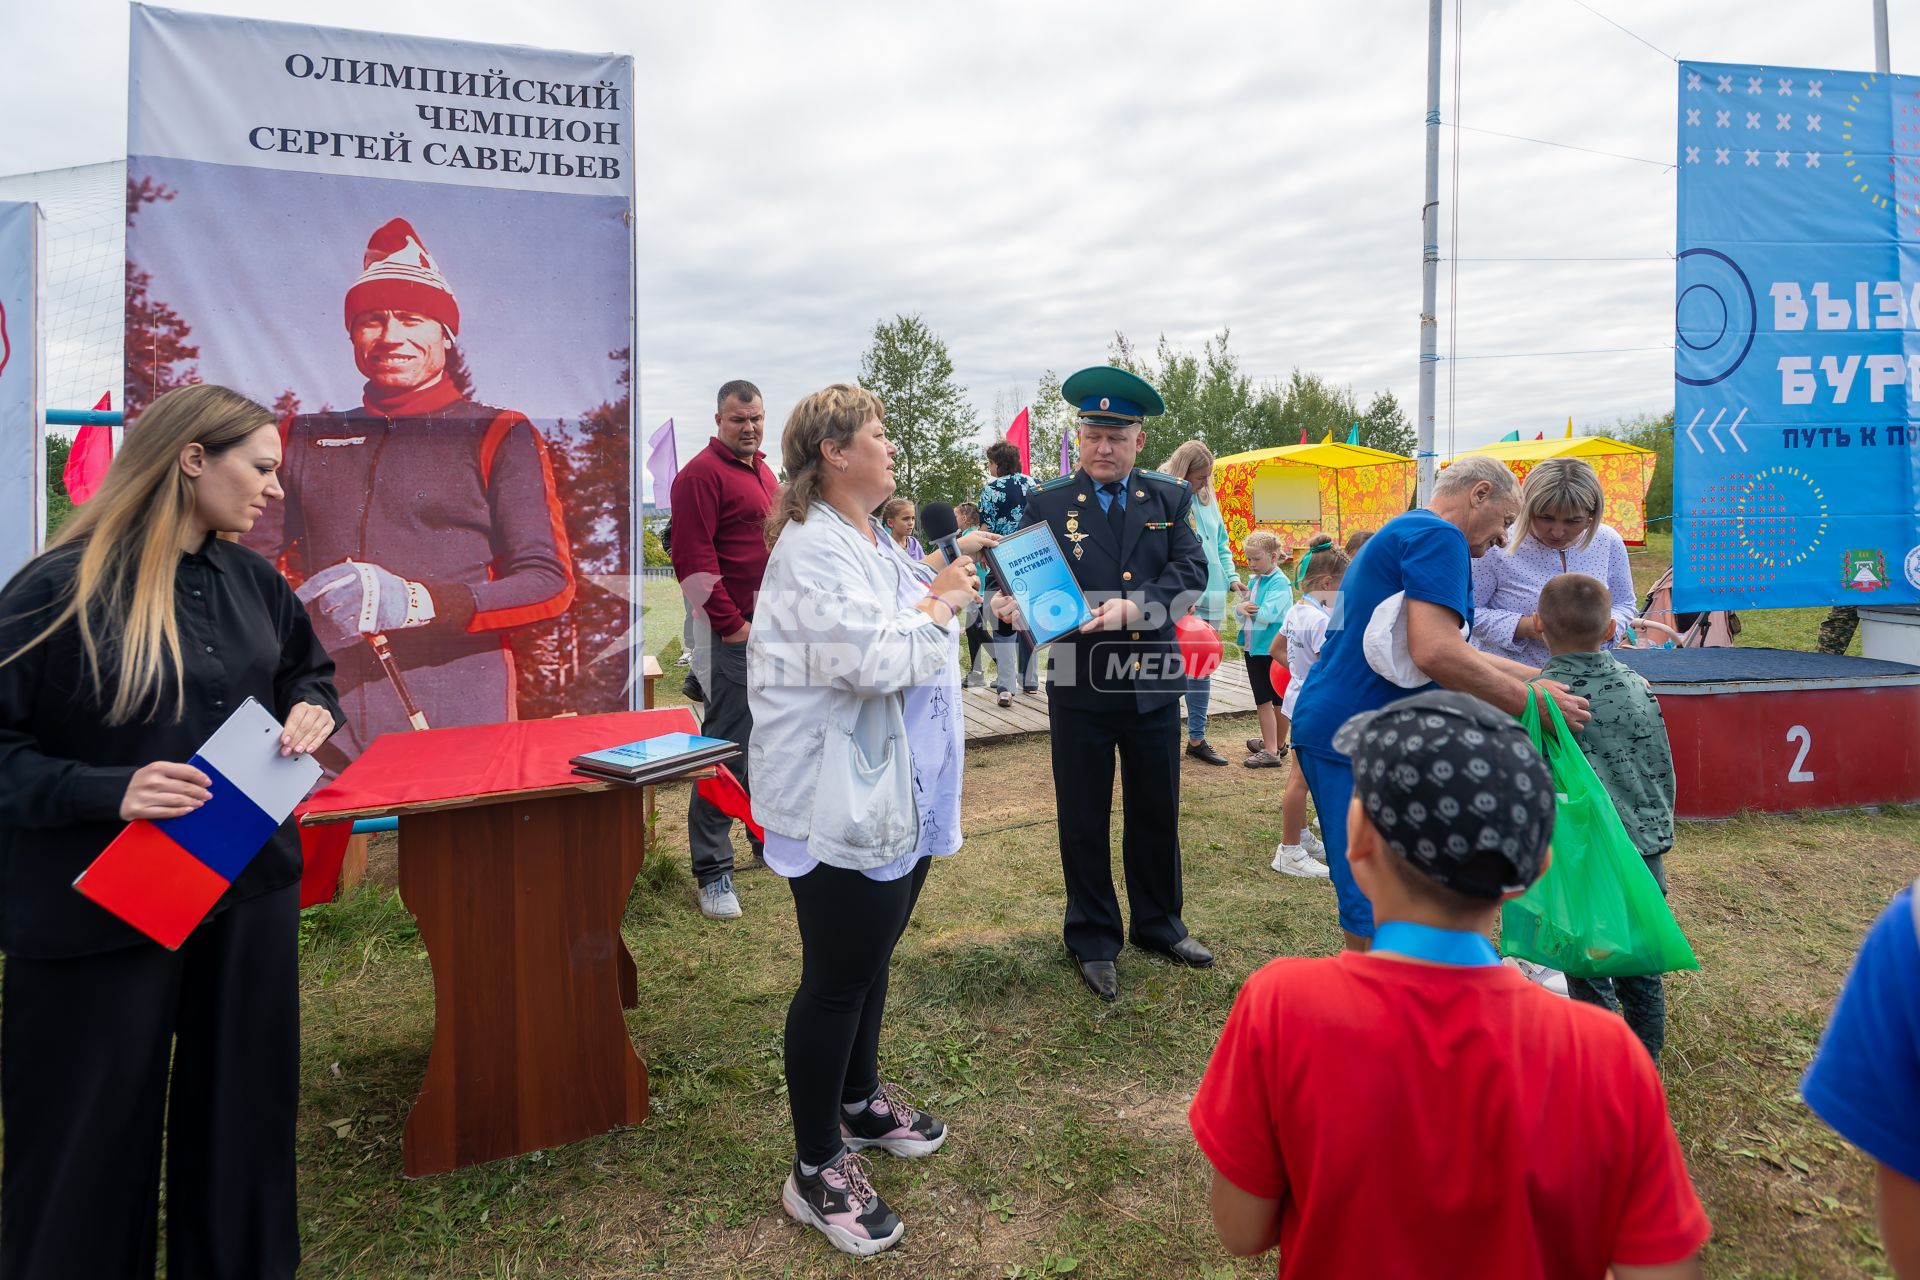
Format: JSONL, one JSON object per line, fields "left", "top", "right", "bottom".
{"left": 920, "top": 500, "right": 1005, "bottom": 594}
{"left": 919, "top": 501, "right": 963, "bottom": 565}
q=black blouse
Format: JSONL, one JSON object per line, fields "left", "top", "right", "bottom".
{"left": 0, "top": 535, "right": 342, "bottom": 958}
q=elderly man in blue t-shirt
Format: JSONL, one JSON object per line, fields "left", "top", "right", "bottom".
{"left": 1289, "top": 455, "right": 1592, "bottom": 950}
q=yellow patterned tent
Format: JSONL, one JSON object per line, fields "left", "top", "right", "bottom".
{"left": 1213, "top": 441, "right": 1416, "bottom": 564}
{"left": 1445, "top": 436, "right": 1659, "bottom": 545}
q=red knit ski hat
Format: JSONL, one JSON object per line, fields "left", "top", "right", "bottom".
{"left": 343, "top": 218, "right": 460, "bottom": 336}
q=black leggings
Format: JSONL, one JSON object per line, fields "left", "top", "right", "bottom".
{"left": 785, "top": 856, "right": 931, "bottom": 1166}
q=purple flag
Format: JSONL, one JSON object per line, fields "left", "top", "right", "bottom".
{"left": 1059, "top": 423, "right": 1073, "bottom": 477}
{"left": 647, "top": 417, "right": 678, "bottom": 509}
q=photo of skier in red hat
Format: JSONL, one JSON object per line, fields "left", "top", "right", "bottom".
{"left": 245, "top": 216, "right": 575, "bottom": 768}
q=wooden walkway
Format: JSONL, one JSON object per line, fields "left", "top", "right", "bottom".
{"left": 958, "top": 657, "right": 1259, "bottom": 745}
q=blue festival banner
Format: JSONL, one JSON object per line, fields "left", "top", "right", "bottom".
{"left": 1676, "top": 61, "right": 1920, "bottom": 610}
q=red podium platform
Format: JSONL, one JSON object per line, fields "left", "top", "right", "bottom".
{"left": 1617, "top": 648, "right": 1920, "bottom": 819}
{"left": 300, "top": 708, "right": 707, "bottom": 1176}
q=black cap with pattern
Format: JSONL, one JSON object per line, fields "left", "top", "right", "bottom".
{"left": 1332, "top": 690, "right": 1556, "bottom": 900}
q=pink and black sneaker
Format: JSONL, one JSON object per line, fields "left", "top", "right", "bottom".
{"left": 781, "top": 1149, "right": 904, "bottom": 1256}
{"left": 841, "top": 1083, "right": 948, "bottom": 1158}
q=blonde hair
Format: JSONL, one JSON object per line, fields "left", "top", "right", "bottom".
{"left": 1517, "top": 458, "right": 1605, "bottom": 550}
{"left": 1160, "top": 439, "right": 1214, "bottom": 486}
{"left": 3, "top": 384, "right": 275, "bottom": 723}
{"left": 1299, "top": 542, "right": 1351, "bottom": 590}
{"left": 1244, "top": 530, "right": 1283, "bottom": 561}
{"left": 765, "top": 384, "right": 886, "bottom": 547}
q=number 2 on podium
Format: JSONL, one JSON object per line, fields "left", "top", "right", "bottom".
{"left": 1785, "top": 725, "right": 1815, "bottom": 783}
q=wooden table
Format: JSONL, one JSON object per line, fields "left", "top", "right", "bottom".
{"left": 301, "top": 708, "right": 709, "bottom": 1176}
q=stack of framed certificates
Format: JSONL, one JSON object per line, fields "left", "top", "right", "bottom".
{"left": 571, "top": 732, "right": 739, "bottom": 784}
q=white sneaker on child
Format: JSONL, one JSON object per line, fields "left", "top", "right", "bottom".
{"left": 1511, "top": 958, "right": 1569, "bottom": 997}
{"left": 1271, "top": 843, "right": 1332, "bottom": 879}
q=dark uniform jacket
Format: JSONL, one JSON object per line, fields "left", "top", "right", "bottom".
{"left": 1019, "top": 467, "right": 1209, "bottom": 713}
{"left": 243, "top": 379, "right": 573, "bottom": 758}
{"left": 0, "top": 538, "right": 342, "bottom": 957}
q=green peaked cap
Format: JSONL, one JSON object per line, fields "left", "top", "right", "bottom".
{"left": 1061, "top": 366, "right": 1166, "bottom": 421}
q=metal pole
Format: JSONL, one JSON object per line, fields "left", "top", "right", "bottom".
{"left": 1874, "top": 0, "right": 1890, "bottom": 73}
{"left": 1417, "top": 0, "right": 1443, "bottom": 502}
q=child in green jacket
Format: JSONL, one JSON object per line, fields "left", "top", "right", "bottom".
{"left": 1533, "top": 572, "right": 1677, "bottom": 1063}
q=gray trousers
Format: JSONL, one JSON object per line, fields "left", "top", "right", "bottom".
{"left": 689, "top": 630, "right": 759, "bottom": 884}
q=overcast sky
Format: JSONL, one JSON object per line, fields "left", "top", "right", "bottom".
{"left": 2, "top": 0, "right": 1915, "bottom": 475}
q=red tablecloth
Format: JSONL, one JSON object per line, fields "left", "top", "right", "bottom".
{"left": 296, "top": 709, "right": 700, "bottom": 906}
{"left": 302, "top": 708, "right": 701, "bottom": 819}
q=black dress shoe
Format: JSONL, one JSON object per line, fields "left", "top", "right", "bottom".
{"left": 1185, "top": 740, "right": 1229, "bottom": 766}
{"left": 1141, "top": 936, "right": 1214, "bottom": 968}
{"left": 1077, "top": 959, "right": 1119, "bottom": 1001}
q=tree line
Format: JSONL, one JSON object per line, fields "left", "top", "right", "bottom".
{"left": 855, "top": 313, "right": 1416, "bottom": 507}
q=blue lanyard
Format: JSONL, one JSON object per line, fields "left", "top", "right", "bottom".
{"left": 1371, "top": 921, "right": 1501, "bottom": 967}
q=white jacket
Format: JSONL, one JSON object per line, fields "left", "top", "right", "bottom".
{"left": 747, "top": 502, "right": 955, "bottom": 869}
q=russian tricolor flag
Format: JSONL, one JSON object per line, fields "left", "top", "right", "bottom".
{"left": 75, "top": 699, "right": 322, "bottom": 949}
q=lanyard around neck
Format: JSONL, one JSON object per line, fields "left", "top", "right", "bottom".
{"left": 1371, "top": 921, "right": 1501, "bottom": 967}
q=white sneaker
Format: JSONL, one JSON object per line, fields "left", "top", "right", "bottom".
{"left": 1512, "top": 958, "right": 1568, "bottom": 997}
{"left": 698, "top": 874, "right": 742, "bottom": 919}
{"left": 1299, "top": 828, "right": 1326, "bottom": 860}
{"left": 1271, "top": 843, "right": 1332, "bottom": 879}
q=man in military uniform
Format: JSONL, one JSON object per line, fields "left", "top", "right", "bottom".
{"left": 992, "top": 366, "right": 1211, "bottom": 1000}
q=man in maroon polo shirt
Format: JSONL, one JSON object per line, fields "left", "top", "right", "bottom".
{"left": 670, "top": 380, "right": 780, "bottom": 918}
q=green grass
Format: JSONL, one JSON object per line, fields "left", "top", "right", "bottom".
{"left": 292, "top": 724, "right": 1917, "bottom": 1277}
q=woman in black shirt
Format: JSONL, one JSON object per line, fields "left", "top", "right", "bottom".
{"left": 0, "top": 384, "right": 341, "bottom": 1279}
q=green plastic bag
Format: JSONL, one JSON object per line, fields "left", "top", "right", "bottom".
{"left": 1499, "top": 687, "right": 1699, "bottom": 979}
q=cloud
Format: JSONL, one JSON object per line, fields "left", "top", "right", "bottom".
{"left": 0, "top": 0, "right": 1906, "bottom": 476}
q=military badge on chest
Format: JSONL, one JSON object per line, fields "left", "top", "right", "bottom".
{"left": 1065, "top": 511, "right": 1088, "bottom": 560}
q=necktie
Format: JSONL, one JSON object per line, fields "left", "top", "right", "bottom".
{"left": 1102, "top": 482, "right": 1126, "bottom": 537}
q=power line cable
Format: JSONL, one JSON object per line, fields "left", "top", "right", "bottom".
{"left": 1442, "top": 344, "right": 1675, "bottom": 361}
{"left": 1443, "top": 255, "right": 1671, "bottom": 262}
{"left": 1443, "top": 121, "right": 1672, "bottom": 169}
{"left": 1566, "top": 0, "right": 1677, "bottom": 62}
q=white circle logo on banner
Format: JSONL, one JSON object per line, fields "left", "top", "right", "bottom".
{"left": 1905, "top": 545, "right": 1920, "bottom": 590}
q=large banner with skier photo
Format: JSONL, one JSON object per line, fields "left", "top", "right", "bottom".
{"left": 127, "top": 5, "right": 636, "bottom": 768}
{"left": 1675, "top": 59, "right": 1920, "bottom": 611}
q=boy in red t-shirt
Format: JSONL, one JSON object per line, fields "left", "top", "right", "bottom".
{"left": 1190, "top": 690, "right": 1710, "bottom": 1280}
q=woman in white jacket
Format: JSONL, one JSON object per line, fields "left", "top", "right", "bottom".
{"left": 748, "top": 384, "right": 984, "bottom": 1257}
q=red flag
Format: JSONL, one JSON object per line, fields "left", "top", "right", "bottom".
{"left": 697, "top": 762, "right": 763, "bottom": 842}
{"left": 1004, "top": 407, "right": 1031, "bottom": 473}
{"left": 1535, "top": 431, "right": 1545, "bottom": 440}
{"left": 1297, "top": 427, "right": 1308, "bottom": 444}
{"left": 63, "top": 393, "right": 114, "bottom": 504}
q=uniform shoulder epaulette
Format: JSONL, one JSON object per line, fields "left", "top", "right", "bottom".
{"left": 1140, "top": 470, "right": 1190, "bottom": 491}
{"left": 1037, "top": 473, "right": 1078, "bottom": 493}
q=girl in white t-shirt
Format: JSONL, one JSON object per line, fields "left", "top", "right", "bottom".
{"left": 1268, "top": 545, "right": 1349, "bottom": 879}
